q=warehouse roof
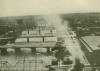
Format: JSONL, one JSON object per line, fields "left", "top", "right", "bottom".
{"left": 81, "top": 36, "right": 100, "bottom": 51}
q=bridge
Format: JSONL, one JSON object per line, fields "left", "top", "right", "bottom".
{"left": 0, "top": 34, "right": 57, "bottom": 55}
{"left": 0, "top": 24, "right": 58, "bottom": 54}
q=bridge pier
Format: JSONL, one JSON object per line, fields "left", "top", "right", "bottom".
{"left": 15, "top": 48, "right": 21, "bottom": 53}
{"left": 0, "top": 48, "right": 7, "bottom": 55}
{"left": 47, "top": 48, "right": 51, "bottom": 53}
{"left": 31, "top": 48, "right": 36, "bottom": 53}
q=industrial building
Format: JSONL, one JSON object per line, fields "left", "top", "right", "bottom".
{"left": 80, "top": 36, "right": 100, "bottom": 65}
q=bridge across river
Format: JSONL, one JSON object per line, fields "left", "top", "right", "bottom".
{"left": 0, "top": 42, "right": 56, "bottom": 54}
{"left": 0, "top": 34, "right": 57, "bottom": 55}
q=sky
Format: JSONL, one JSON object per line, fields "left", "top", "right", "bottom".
{"left": 0, "top": 0, "right": 100, "bottom": 17}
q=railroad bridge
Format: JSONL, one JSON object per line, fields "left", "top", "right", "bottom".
{"left": 0, "top": 32, "right": 57, "bottom": 54}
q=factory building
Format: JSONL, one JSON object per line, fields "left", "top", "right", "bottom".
{"left": 79, "top": 36, "right": 100, "bottom": 65}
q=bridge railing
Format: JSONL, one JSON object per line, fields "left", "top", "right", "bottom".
{"left": 0, "top": 60, "right": 48, "bottom": 71}
{"left": 0, "top": 61, "right": 12, "bottom": 71}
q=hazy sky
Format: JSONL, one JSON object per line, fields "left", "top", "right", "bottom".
{"left": 0, "top": 0, "right": 100, "bottom": 17}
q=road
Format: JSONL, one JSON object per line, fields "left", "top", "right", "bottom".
{"left": 42, "top": 15, "right": 90, "bottom": 65}
{"left": 63, "top": 21, "right": 90, "bottom": 65}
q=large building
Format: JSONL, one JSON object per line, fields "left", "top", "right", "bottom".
{"left": 80, "top": 36, "right": 100, "bottom": 65}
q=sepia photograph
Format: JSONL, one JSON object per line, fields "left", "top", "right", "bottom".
{"left": 0, "top": 0, "right": 100, "bottom": 71}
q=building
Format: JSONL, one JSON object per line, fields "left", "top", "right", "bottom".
{"left": 79, "top": 36, "right": 100, "bottom": 65}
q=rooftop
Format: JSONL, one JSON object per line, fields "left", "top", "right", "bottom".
{"left": 81, "top": 36, "right": 100, "bottom": 51}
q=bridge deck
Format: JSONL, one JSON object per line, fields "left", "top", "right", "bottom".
{"left": 0, "top": 42, "right": 56, "bottom": 48}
